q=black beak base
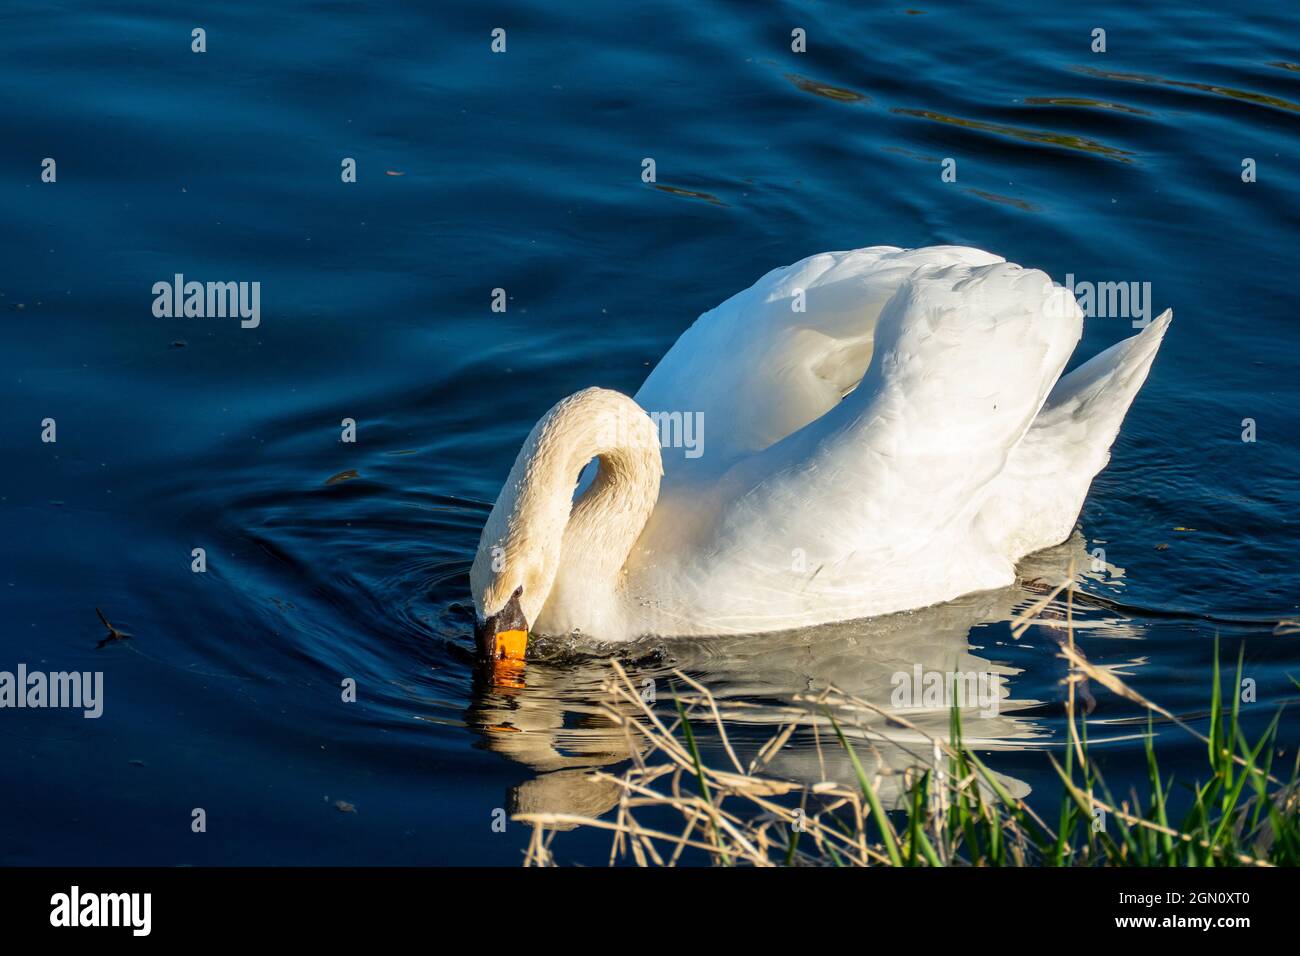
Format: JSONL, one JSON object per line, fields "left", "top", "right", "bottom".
{"left": 474, "top": 585, "right": 527, "bottom": 659}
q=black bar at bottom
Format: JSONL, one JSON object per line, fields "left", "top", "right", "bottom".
{"left": 0, "top": 865, "right": 1288, "bottom": 940}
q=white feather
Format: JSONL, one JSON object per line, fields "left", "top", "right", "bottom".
{"left": 473, "top": 246, "right": 1170, "bottom": 641}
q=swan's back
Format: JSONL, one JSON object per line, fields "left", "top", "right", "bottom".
{"left": 635, "top": 245, "right": 1004, "bottom": 478}
{"left": 627, "top": 253, "right": 1087, "bottom": 636}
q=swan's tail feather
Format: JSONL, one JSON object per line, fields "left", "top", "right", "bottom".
{"left": 977, "top": 309, "right": 1172, "bottom": 562}
{"left": 1042, "top": 308, "right": 1172, "bottom": 447}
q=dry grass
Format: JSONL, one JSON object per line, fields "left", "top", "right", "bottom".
{"left": 516, "top": 570, "right": 1300, "bottom": 867}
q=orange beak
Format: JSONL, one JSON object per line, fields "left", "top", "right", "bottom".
{"left": 476, "top": 587, "right": 529, "bottom": 687}
{"left": 489, "top": 628, "right": 528, "bottom": 663}
{"left": 485, "top": 628, "right": 528, "bottom": 688}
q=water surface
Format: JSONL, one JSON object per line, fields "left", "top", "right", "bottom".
{"left": 2, "top": 0, "right": 1298, "bottom": 864}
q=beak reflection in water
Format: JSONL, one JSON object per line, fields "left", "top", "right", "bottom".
{"left": 475, "top": 585, "right": 529, "bottom": 687}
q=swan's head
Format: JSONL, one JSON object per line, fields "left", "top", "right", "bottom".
{"left": 471, "top": 566, "right": 553, "bottom": 664}
{"left": 470, "top": 388, "right": 663, "bottom": 670}
{"left": 473, "top": 586, "right": 531, "bottom": 665}
{"left": 470, "top": 486, "right": 565, "bottom": 663}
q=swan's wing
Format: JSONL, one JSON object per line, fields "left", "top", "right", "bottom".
{"left": 630, "top": 260, "right": 1083, "bottom": 634}
{"left": 634, "top": 245, "right": 1004, "bottom": 478}
{"left": 976, "top": 309, "right": 1172, "bottom": 562}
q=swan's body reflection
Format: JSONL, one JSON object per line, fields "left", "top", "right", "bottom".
{"left": 465, "top": 533, "right": 1130, "bottom": 825}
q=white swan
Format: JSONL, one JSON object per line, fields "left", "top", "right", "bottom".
{"left": 471, "top": 245, "right": 1170, "bottom": 661}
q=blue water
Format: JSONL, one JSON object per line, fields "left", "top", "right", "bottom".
{"left": 2, "top": 0, "right": 1298, "bottom": 865}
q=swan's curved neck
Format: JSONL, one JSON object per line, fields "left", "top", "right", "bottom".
{"left": 477, "top": 388, "right": 662, "bottom": 632}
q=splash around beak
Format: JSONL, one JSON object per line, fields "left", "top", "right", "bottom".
{"left": 475, "top": 586, "right": 529, "bottom": 686}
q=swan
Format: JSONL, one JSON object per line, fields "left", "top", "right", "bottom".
{"left": 471, "top": 245, "right": 1170, "bottom": 665}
